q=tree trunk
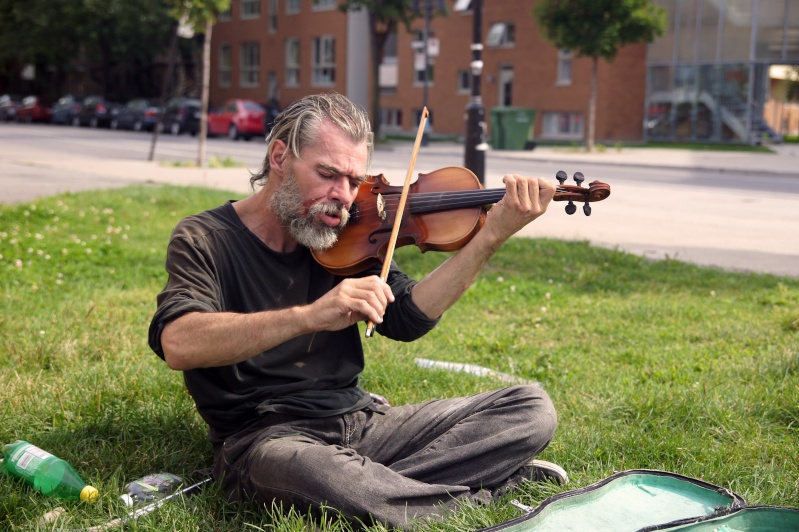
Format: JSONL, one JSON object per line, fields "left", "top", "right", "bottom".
{"left": 587, "top": 55, "right": 598, "bottom": 152}
{"left": 149, "top": 22, "right": 179, "bottom": 162}
{"left": 198, "top": 20, "right": 212, "bottom": 167}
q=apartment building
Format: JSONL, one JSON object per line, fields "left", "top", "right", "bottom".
{"left": 210, "top": 0, "right": 798, "bottom": 144}
{"left": 210, "top": 0, "right": 650, "bottom": 143}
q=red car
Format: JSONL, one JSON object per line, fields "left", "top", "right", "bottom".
{"left": 16, "top": 96, "right": 52, "bottom": 123}
{"left": 208, "top": 99, "right": 265, "bottom": 140}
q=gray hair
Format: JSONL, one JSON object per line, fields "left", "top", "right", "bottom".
{"left": 250, "top": 92, "right": 373, "bottom": 189}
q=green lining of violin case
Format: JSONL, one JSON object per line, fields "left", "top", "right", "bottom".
{"left": 656, "top": 506, "right": 799, "bottom": 531}
{"left": 480, "top": 469, "right": 747, "bottom": 532}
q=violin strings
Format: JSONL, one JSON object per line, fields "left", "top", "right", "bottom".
{"left": 352, "top": 186, "right": 574, "bottom": 218}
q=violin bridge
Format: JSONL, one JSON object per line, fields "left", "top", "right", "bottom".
{"left": 376, "top": 193, "right": 387, "bottom": 221}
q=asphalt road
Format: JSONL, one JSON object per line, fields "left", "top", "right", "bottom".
{"left": 1, "top": 123, "right": 797, "bottom": 278}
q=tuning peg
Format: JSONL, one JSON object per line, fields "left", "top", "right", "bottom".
{"left": 583, "top": 203, "right": 591, "bottom": 216}
{"left": 556, "top": 170, "right": 567, "bottom": 185}
{"left": 573, "top": 172, "right": 584, "bottom": 186}
{"left": 566, "top": 200, "right": 576, "bottom": 215}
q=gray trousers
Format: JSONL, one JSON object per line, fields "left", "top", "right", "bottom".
{"left": 213, "top": 385, "right": 557, "bottom": 529}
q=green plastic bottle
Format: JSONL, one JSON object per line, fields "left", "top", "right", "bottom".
{"left": 1, "top": 440, "right": 99, "bottom": 503}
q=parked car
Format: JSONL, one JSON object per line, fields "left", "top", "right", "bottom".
{"left": 74, "top": 96, "right": 121, "bottom": 128}
{"left": 111, "top": 98, "right": 161, "bottom": 131}
{"left": 162, "top": 97, "right": 201, "bottom": 136}
{"left": 51, "top": 95, "right": 84, "bottom": 125}
{"left": 0, "top": 94, "right": 22, "bottom": 121}
{"left": 208, "top": 99, "right": 266, "bottom": 140}
{"left": 16, "top": 95, "right": 52, "bottom": 123}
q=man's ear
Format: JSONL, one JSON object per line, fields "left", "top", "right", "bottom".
{"left": 269, "top": 140, "right": 289, "bottom": 178}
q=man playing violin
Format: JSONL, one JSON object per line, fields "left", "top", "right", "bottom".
{"left": 148, "top": 92, "right": 566, "bottom": 529}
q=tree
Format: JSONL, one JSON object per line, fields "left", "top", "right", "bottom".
{"left": 534, "top": 0, "right": 666, "bottom": 151}
{"left": 150, "top": 0, "right": 230, "bottom": 166}
{"left": 0, "top": 0, "right": 174, "bottom": 100}
{"left": 339, "top": 0, "right": 422, "bottom": 141}
{"left": 785, "top": 66, "right": 799, "bottom": 103}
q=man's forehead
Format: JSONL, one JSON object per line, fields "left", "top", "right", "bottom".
{"left": 300, "top": 132, "right": 369, "bottom": 175}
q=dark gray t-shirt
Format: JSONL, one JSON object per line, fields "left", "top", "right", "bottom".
{"left": 148, "top": 201, "right": 438, "bottom": 443}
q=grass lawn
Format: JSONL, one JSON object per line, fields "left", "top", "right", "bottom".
{"left": 1, "top": 185, "right": 797, "bottom": 531}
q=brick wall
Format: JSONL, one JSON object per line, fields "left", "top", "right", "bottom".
{"left": 209, "top": 0, "right": 647, "bottom": 142}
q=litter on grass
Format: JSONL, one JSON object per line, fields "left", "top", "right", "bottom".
{"left": 415, "top": 358, "right": 532, "bottom": 385}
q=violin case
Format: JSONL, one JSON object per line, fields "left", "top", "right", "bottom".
{"left": 480, "top": 469, "right": 799, "bottom": 531}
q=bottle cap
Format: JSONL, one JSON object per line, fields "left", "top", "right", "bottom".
{"left": 120, "top": 493, "right": 134, "bottom": 507}
{"left": 81, "top": 485, "right": 99, "bottom": 503}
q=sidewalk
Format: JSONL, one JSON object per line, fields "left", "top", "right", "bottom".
{"left": 1, "top": 128, "right": 796, "bottom": 277}
{"left": 390, "top": 141, "right": 799, "bottom": 178}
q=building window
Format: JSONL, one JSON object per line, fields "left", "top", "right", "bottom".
{"left": 286, "top": 0, "right": 300, "bottom": 14}
{"left": 557, "top": 49, "right": 572, "bottom": 86}
{"left": 486, "top": 22, "right": 515, "bottom": 47}
{"left": 240, "top": 42, "right": 260, "bottom": 87}
{"left": 542, "top": 112, "right": 584, "bottom": 139}
{"left": 268, "top": 0, "right": 278, "bottom": 32}
{"left": 219, "top": 8, "right": 231, "bottom": 21}
{"left": 241, "top": 0, "right": 261, "bottom": 19}
{"left": 380, "top": 108, "right": 403, "bottom": 130}
{"left": 219, "top": 44, "right": 232, "bottom": 88}
{"left": 285, "top": 38, "right": 300, "bottom": 87}
{"left": 312, "top": 0, "right": 337, "bottom": 10}
{"left": 457, "top": 69, "right": 470, "bottom": 94}
{"left": 312, "top": 35, "right": 336, "bottom": 86}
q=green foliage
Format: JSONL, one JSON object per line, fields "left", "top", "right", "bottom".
{"left": 167, "top": 0, "right": 232, "bottom": 32}
{"left": 533, "top": 0, "right": 666, "bottom": 61}
{"left": 781, "top": 66, "right": 799, "bottom": 103}
{"left": 0, "top": 0, "right": 228, "bottom": 100}
{"left": 0, "top": 0, "right": 175, "bottom": 100}
{"left": 1, "top": 186, "right": 798, "bottom": 530}
{"left": 340, "top": 0, "right": 418, "bottom": 28}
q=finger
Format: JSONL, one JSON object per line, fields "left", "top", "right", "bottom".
{"left": 344, "top": 279, "right": 392, "bottom": 322}
{"left": 517, "top": 176, "right": 535, "bottom": 211}
{"left": 356, "top": 276, "right": 394, "bottom": 305}
{"left": 537, "top": 178, "right": 557, "bottom": 206}
{"left": 502, "top": 174, "right": 521, "bottom": 207}
{"left": 381, "top": 279, "right": 395, "bottom": 303}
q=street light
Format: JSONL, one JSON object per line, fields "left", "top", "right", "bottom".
{"left": 413, "top": 0, "right": 444, "bottom": 147}
{"left": 461, "top": 0, "right": 486, "bottom": 184}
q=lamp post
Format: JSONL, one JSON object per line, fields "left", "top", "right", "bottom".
{"left": 463, "top": 0, "right": 486, "bottom": 184}
{"left": 413, "top": 0, "right": 444, "bottom": 147}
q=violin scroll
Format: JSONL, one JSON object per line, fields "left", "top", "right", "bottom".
{"left": 553, "top": 170, "right": 610, "bottom": 217}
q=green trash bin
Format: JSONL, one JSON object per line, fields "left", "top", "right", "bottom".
{"left": 489, "top": 107, "right": 537, "bottom": 150}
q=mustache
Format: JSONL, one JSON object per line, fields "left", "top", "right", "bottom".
{"left": 309, "top": 202, "right": 350, "bottom": 227}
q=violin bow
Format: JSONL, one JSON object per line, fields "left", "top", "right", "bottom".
{"left": 365, "top": 107, "right": 429, "bottom": 338}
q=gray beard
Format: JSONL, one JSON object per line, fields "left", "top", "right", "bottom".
{"left": 270, "top": 166, "right": 350, "bottom": 250}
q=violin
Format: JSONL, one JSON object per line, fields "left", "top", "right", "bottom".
{"left": 311, "top": 166, "right": 610, "bottom": 276}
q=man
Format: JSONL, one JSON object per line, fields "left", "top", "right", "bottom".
{"left": 148, "top": 92, "right": 565, "bottom": 529}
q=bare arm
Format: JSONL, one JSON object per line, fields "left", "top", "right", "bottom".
{"left": 161, "top": 275, "right": 394, "bottom": 370}
{"left": 411, "top": 175, "right": 555, "bottom": 319}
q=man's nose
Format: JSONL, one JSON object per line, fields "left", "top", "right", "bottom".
{"left": 328, "top": 176, "right": 356, "bottom": 205}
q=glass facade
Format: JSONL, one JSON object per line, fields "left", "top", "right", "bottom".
{"left": 645, "top": 0, "right": 799, "bottom": 143}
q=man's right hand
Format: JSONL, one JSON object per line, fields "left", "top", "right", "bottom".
{"left": 306, "top": 276, "right": 395, "bottom": 332}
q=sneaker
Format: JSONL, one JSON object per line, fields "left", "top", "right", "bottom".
{"left": 527, "top": 459, "right": 569, "bottom": 485}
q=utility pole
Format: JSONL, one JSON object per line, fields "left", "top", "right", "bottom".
{"left": 463, "top": 0, "right": 486, "bottom": 184}
{"left": 413, "top": 0, "right": 444, "bottom": 147}
{"left": 422, "top": 5, "right": 431, "bottom": 146}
